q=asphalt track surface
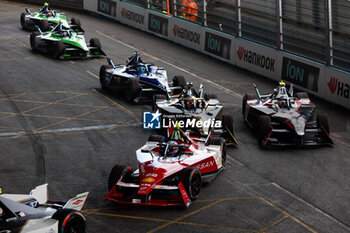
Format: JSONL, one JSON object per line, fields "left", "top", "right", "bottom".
{"left": 0, "top": 1, "right": 350, "bottom": 232}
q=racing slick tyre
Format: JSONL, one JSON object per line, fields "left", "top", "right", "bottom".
{"left": 125, "top": 78, "right": 140, "bottom": 102}
{"left": 222, "top": 114, "right": 234, "bottom": 137}
{"left": 99, "top": 65, "right": 112, "bottom": 90}
{"left": 317, "top": 114, "right": 330, "bottom": 135}
{"left": 90, "top": 38, "right": 101, "bottom": 50}
{"left": 108, "top": 165, "right": 128, "bottom": 191}
{"left": 209, "top": 137, "right": 226, "bottom": 166}
{"left": 30, "top": 31, "right": 40, "bottom": 51}
{"left": 20, "top": 12, "right": 28, "bottom": 29}
{"left": 53, "top": 41, "right": 65, "bottom": 59}
{"left": 258, "top": 115, "right": 271, "bottom": 146}
{"left": 40, "top": 19, "right": 49, "bottom": 31}
{"left": 242, "top": 93, "right": 257, "bottom": 117}
{"left": 296, "top": 92, "right": 309, "bottom": 99}
{"left": 71, "top": 17, "right": 81, "bottom": 27}
{"left": 173, "top": 75, "right": 186, "bottom": 94}
{"left": 52, "top": 209, "right": 86, "bottom": 233}
{"left": 152, "top": 94, "right": 166, "bottom": 111}
{"left": 182, "top": 168, "right": 201, "bottom": 201}
{"left": 204, "top": 93, "right": 218, "bottom": 100}
{"left": 148, "top": 135, "right": 166, "bottom": 143}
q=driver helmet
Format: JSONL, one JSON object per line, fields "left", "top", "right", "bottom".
{"left": 278, "top": 97, "right": 288, "bottom": 108}
{"left": 137, "top": 64, "right": 146, "bottom": 74}
{"left": 46, "top": 11, "right": 52, "bottom": 17}
{"left": 167, "top": 141, "right": 179, "bottom": 157}
{"left": 185, "top": 82, "right": 194, "bottom": 97}
{"left": 185, "top": 97, "right": 195, "bottom": 109}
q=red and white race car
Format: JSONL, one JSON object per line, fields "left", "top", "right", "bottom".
{"left": 104, "top": 127, "right": 226, "bottom": 207}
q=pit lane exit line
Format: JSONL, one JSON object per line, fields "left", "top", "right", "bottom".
{"left": 96, "top": 31, "right": 243, "bottom": 99}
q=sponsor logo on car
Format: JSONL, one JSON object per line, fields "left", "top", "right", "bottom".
{"left": 327, "top": 77, "right": 349, "bottom": 99}
{"left": 121, "top": 8, "right": 145, "bottom": 24}
{"left": 196, "top": 161, "right": 215, "bottom": 170}
{"left": 204, "top": 32, "right": 231, "bottom": 59}
{"left": 143, "top": 177, "right": 155, "bottom": 183}
{"left": 237, "top": 46, "right": 275, "bottom": 72}
{"left": 148, "top": 13, "right": 168, "bottom": 36}
{"left": 172, "top": 24, "right": 200, "bottom": 44}
{"left": 281, "top": 57, "right": 319, "bottom": 92}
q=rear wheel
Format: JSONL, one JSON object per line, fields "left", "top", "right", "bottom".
{"left": 71, "top": 17, "right": 81, "bottom": 27}
{"left": 108, "top": 165, "right": 127, "bottom": 191}
{"left": 209, "top": 137, "right": 226, "bottom": 166}
{"left": 52, "top": 209, "right": 86, "bottom": 233}
{"left": 99, "top": 65, "right": 112, "bottom": 90}
{"left": 53, "top": 41, "right": 65, "bottom": 59}
{"left": 30, "top": 31, "right": 40, "bottom": 51}
{"left": 317, "top": 114, "right": 330, "bottom": 135}
{"left": 182, "top": 168, "right": 201, "bottom": 201}
{"left": 125, "top": 78, "right": 140, "bottom": 102}
{"left": 173, "top": 75, "right": 186, "bottom": 94}
{"left": 20, "top": 12, "right": 28, "bottom": 29}
{"left": 152, "top": 94, "right": 166, "bottom": 111}
{"left": 40, "top": 19, "right": 49, "bottom": 31}
{"left": 90, "top": 38, "right": 101, "bottom": 50}
{"left": 258, "top": 115, "right": 271, "bottom": 144}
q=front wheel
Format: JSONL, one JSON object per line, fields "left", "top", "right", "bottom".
{"left": 53, "top": 41, "right": 65, "bottom": 59}
{"left": 108, "top": 165, "right": 127, "bottom": 191}
{"left": 182, "top": 168, "right": 201, "bottom": 201}
{"left": 52, "top": 209, "right": 86, "bottom": 233}
{"left": 90, "top": 38, "right": 101, "bottom": 50}
{"left": 30, "top": 31, "right": 40, "bottom": 51}
{"left": 317, "top": 114, "right": 330, "bottom": 135}
{"left": 99, "top": 65, "right": 112, "bottom": 90}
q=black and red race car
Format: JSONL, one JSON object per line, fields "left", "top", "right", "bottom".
{"left": 104, "top": 127, "right": 226, "bottom": 207}
{"left": 242, "top": 81, "right": 333, "bottom": 147}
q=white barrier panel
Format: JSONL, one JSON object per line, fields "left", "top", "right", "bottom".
{"left": 323, "top": 68, "right": 350, "bottom": 108}
{"left": 118, "top": 2, "right": 147, "bottom": 31}
{"left": 84, "top": 0, "right": 118, "bottom": 19}
{"left": 278, "top": 53, "right": 325, "bottom": 96}
{"left": 201, "top": 28, "right": 235, "bottom": 64}
{"left": 169, "top": 18, "right": 203, "bottom": 52}
{"left": 234, "top": 39, "right": 280, "bottom": 81}
{"left": 146, "top": 10, "right": 172, "bottom": 39}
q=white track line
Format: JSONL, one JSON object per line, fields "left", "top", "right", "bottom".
{"left": 96, "top": 31, "right": 243, "bottom": 99}
{"left": 87, "top": 70, "right": 99, "bottom": 80}
{"left": 271, "top": 182, "right": 350, "bottom": 232}
{"left": 0, "top": 122, "right": 141, "bottom": 137}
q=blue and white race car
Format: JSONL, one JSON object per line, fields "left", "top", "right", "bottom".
{"left": 99, "top": 52, "right": 186, "bottom": 102}
{"left": 0, "top": 184, "right": 88, "bottom": 233}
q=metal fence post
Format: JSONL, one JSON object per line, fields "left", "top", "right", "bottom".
{"left": 203, "top": 0, "right": 207, "bottom": 26}
{"left": 147, "top": 0, "right": 150, "bottom": 9}
{"left": 236, "top": 0, "right": 241, "bottom": 37}
{"left": 173, "top": 0, "right": 177, "bottom": 16}
{"left": 276, "top": 0, "right": 283, "bottom": 50}
{"left": 325, "top": 0, "right": 333, "bottom": 66}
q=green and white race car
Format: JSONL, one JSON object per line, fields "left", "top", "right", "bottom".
{"left": 30, "top": 23, "right": 106, "bottom": 59}
{"left": 20, "top": 2, "right": 80, "bottom": 31}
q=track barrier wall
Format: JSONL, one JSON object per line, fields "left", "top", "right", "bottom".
{"left": 21, "top": 0, "right": 347, "bottom": 109}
